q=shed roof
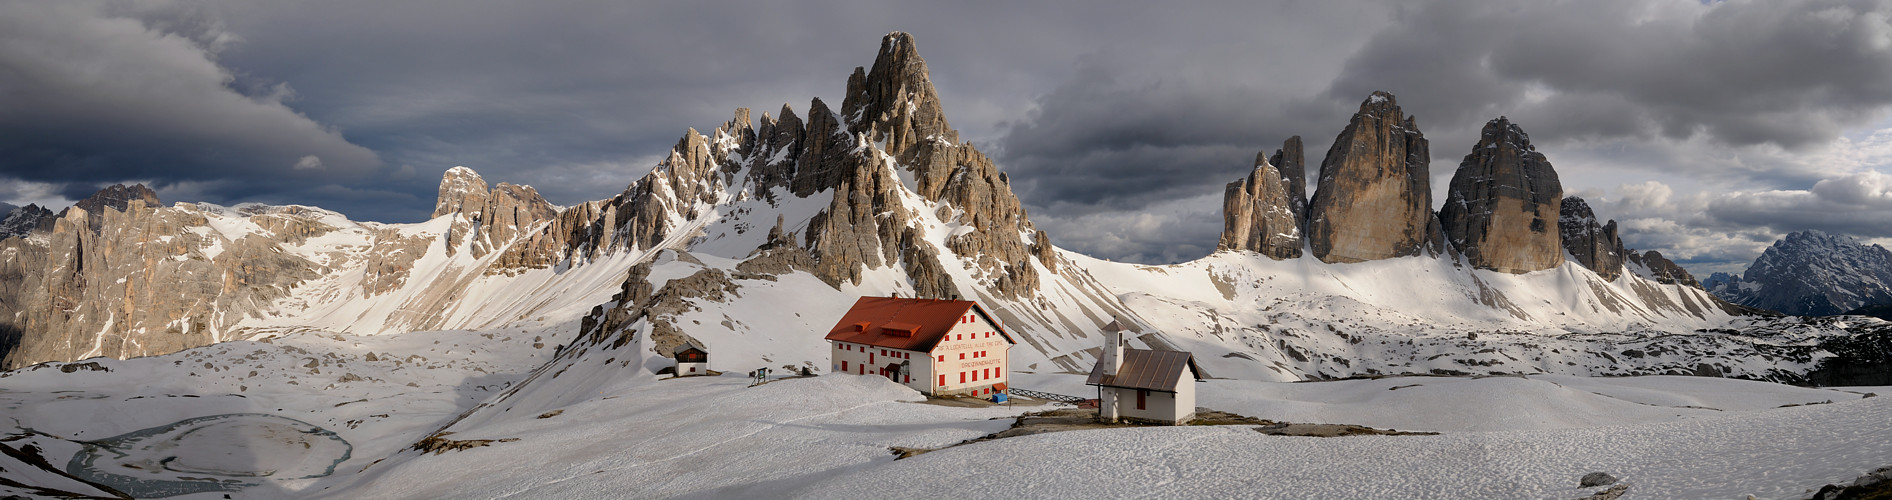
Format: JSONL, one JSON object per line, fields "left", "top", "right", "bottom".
{"left": 1086, "top": 349, "right": 1201, "bottom": 392}
{"left": 673, "top": 342, "right": 705, "bottom": 355}
{"left": 822, "top": 296, "right": 1014, "bottom": 352}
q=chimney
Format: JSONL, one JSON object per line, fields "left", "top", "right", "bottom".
{"left": 1101, "top": 320, "right": 1125, "bottom": 377}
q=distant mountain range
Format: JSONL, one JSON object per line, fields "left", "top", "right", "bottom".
{"left": 1705, "top": 230, "right": 1892, "bottom": 316}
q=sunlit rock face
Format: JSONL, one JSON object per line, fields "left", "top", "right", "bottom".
{"left": 1307, "top": 91, "right": 1442, "bottom": 263}
{"left": 1440, "top": 117, "right": 1564, "bottom": 274}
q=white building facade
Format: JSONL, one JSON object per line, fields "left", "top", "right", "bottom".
{"left": 1087, "top": 322, "right": 1202, "bottom": 425}
{"left": 826, "top": 297, "right": 1014, "bottom": 397}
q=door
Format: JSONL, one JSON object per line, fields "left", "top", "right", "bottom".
{"left": 1136, "top": 389, "right": 1147, "bottom": 410}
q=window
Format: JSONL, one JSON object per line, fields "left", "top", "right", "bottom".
{"left": 959, "top": 353, "right": 965, "bottom": 360}
{"left": 842, "top": 361, "right": 848, "bottom": 371}
{"left": 938, "top": 355, "right": 945, "bottom": 362}
{"left": 904, "top": 375, "right": 910, "bottom": 383}
{"left": 960, "top": 372, "right": 966, "bottom": 383}
{"left": 1137, "top": 389, "right": 1147, "bottom": 410}
{"left": 939, "top": 374, "right": 946, "bottom": 386}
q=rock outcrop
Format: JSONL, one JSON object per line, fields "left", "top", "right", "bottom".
{"left": 1439, "top": 118, "right": 1564, "bottom": 273}
{"left": 1625, "top": 250, "right": 1699, "bottom": 288}
{"left": 1559, "top": 196, "right": 1626, "bottom": 281}
{"left": 63, "top": 184, "right": 161, "bottom": 233}
{"left": 1306, "top": 92, "right": 1442, "bottom": 263}
{"left": 1267, "top": 136, "right": 1308, "bottom": 221}
{"left": 0, "top": 190, "right": 321, "bottom": 369}
{"left": 1218, "top": 156, "right": 1303, "bottom": 259}
{"left": 431, "top": 167, "right": 560, "bottom": 260}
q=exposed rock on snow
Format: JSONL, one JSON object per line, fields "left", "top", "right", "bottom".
{"left": 1580, "top": 471, "right": 1619, "bottom": 487}
{"left": 1439, "top": 117, "right": 1563, "bottom": 274}
{"left": 1559, "top": 196, "right": 1626, "bottom": 281}
{"left": 1625, "top": 250, "right": 1700, "bottom": 288}
{"left": 0, "top": 193, "right": 321, "bottom": 369}
{"left": 1307, "top": 91, "right": 1443, "bottom": 263}
{"left": 1218, "top": 155, "right": 1303, "bottom": 259}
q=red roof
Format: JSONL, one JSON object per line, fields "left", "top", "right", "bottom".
{"left": 823, "top": 296, "right": 1015, "bottom": 352}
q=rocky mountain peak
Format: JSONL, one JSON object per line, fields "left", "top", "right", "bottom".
{"left": 60, "top": 184, "right": 160, "bottom": 234}
{"left": 1559, "top": 196, "right": 1626, "bottom": 280}
{"left": 1625, "top": 250, "right": 1700, "bottom": 288}
{"left": 1708, "top": 230, "right": 1892, "bottom": 315}
{"left": 1440, "top": 117, "right": 1564, "bottom": 274}
{"left": 1219, "top": 155, "right": 1302, "bottom": 260}
{"left": 434, "top": 166, "right": 491, "bottom": 218}
{"left": 0, "top": 204, "right": 55, "bottom": 240}
{"left": 841, "top": 31, "right": 957, "bottom": 159}
{"left": 429, "top": 166, "right": 558, "bottom": 259}
{"left": 1306, "top": 91, "right": 1442, "bottom": 263}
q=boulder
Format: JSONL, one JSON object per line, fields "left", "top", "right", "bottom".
{"left": 1439, "top": 117, "right": 1564, "bottom": 273}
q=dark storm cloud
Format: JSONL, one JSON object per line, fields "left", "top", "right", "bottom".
{"left": 1331, "top": 0, "right": 1892, "bottom": 151}
{"left": 0, "top": 1, "right": 381, "bottom": 210}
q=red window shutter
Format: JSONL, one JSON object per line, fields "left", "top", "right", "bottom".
{"left": 869, "top": 353, "right": 874, "bottom": 364}
{"left": 959, "top": 353, "right": 965, "bottom": 360}
{"left": 938, "top": 355, "right": 944, "bottom": 362}
{"left": 842, "top": 361, "right": 848, "bottom": 371}
{"left": 939, "top": 374, "right": 946, "bottom": 386}
{"left": 960, "top": 372, "right": 966, "bottom": 383}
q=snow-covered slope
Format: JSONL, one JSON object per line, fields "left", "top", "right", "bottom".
{"left": 4, "top": 339, "right": 1885, "bottom": 498}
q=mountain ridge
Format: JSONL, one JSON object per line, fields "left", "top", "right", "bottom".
{"left": 0, "top": 32, "right": 1879, "bottom": 390}
{"left": 1707, "top": 230, "right": 1892, "bottom": 316}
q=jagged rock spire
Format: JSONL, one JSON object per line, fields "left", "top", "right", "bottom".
{"left": 1559, "top": 196, "right": 1625, "bottom": 280}
{"left": 841, "top": 31, "right": 957, "bottom": 158}
{"left": 1306, "top": 91, "right": 1442, "bottom": 263}
{"left": 1268, "top": 136, "right": 1308, "bottom": 221}
{"left": 1218, "top": 156, "right": 1303, "bottom": 259}
{"left": 1440, "top": 117, "right": 1564, "bottom": 274}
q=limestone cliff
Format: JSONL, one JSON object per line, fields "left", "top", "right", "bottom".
{"left": 0, "top": 193, "right": 322, "bottom": 369}
{"left": 1218, "top": 156, "right": 1303, "bottom": 259}
{"left": 1439, "top": 118, "right": 1564, "bottom": 273}
{"left": 1267, "top": 136, "right": 1308, "bottom": 222}
{"left": 1306, "top": 92, "right": 1442, "bottom": 263}
{"left": 433, "top": 166, "right": 560, "bottom": 261}
{"left": 1559, "top": 196, "right": 1626, "bottom": 281}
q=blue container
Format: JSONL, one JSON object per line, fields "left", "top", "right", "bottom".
{"left": 992, "top": 393, "right": 1008, "bottom": 403}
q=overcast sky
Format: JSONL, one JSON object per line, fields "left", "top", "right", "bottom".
{"left": 4, "top": 0, "right": 1891, "bottom": 276}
